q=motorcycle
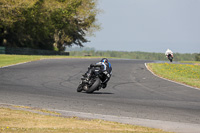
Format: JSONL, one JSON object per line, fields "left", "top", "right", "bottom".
{"left": 77, "top": 66, "right": 103, "bottom": 93}
{"left": 168, "top": 54, "right": 173, "bottom": 62}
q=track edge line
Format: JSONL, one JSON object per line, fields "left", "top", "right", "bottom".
{"left": 144, "top": 63, "right": 200, "bottom": 91}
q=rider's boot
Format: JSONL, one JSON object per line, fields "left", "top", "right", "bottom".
{"left": 101, "top": 83, "right": 107, "bottom": 89}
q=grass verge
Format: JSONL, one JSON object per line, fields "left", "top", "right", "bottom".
{"left": 0, "top": 106, "right": 171, "bottom": 133}
{"left": 180, "top": 61, "right": 200, "bottom": 65}
{"left": 147, "top": 63, "right": 200, "bottom": 88}
{"left": 0, "top": 54, "right": 101, "bottom": 67}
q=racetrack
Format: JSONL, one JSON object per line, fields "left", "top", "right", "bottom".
{"left": 1, "top": 58, "right": 200, "bottom": 133}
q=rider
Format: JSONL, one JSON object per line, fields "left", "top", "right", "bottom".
{"left": 86, "top": 58, "right": 112, "bottom": 89}
{"left": 165, "top": 49, "right": 173, "bottom": 58}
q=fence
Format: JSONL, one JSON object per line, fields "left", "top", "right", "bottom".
{"left": 0, "top": 46, "right": 69, "bottom": 55}
{"left": 0, "top": 47, "right": 5, "bottom": 54}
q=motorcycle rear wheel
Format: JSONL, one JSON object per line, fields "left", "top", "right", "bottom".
{"left": 86, "top": 78, "right": 101, "bottom": 93}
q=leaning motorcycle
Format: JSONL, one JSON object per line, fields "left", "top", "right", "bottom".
{"left": 77, "top": 66, "right": 102, "bottom": 93}
{"left": 168, "top": 54, "right": 173, "bottom": 62}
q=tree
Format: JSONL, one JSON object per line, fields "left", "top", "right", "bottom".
{"left": 0, "top": 0, "right": 33, "bottom": 46}
{"left": 0, "top": 0, "right": 100, "bottom": 51}
{"left": 195, "top": 54, "right": 200, "bottom": 61}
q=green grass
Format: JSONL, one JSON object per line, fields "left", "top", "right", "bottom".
{"left": 0, "top": 107, "right": 172, "bottom": 133}
{"left": 0, "top": 54, "right": 102, "bottom": 67}
{"left": 0, "top": 55, "right": 41, "bottom": 67}
{"left": 180, "top": 61, "right": 200, "bottom": 65}
{"left": 147, "top": 63, "right": 200, "bottom": 88}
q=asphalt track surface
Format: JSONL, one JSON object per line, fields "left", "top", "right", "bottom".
{"left": 1, "top": 58, "right": 200, "bottom": 133}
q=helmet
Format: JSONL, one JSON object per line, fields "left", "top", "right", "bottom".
{"left": 101, "top": 58, "right": 108, "bottom": 64}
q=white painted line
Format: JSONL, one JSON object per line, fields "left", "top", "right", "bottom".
{"left": 0, "top": 62, "right": 32, "bottom": 68}
{"left": 144, "top": 63, "right": 200, "bottom": 90}
{"left": 0, "top": 59, "right": 46, "bottom": 68}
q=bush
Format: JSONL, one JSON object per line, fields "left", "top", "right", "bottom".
{"left": 195, "top": 54, "right": 200, "bottom": 61}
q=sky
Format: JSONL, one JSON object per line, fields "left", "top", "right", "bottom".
{"left": 84, "top": 0, "right": 200, "bottom": 53}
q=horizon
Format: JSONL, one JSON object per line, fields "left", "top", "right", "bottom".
{"left": 65, "top": 46, "right": 199, "bottom": 54}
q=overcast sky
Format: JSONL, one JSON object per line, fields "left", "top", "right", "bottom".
{"left": 84, "top": 0, "right": 200, "bottom": 53}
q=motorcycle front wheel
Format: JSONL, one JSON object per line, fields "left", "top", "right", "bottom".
{"left": 77, "top": 84, "right": 83, "bottom": 92}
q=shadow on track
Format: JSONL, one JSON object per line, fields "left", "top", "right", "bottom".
{"left": 81, "top": 92, "right": 114, "bottom": 95}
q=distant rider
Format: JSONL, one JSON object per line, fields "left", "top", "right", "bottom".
{"left": 86, "top": 58, "right": 112, "bottom": 89}
{"left": 165, "top": 49, "right": 173, "bottom": 58}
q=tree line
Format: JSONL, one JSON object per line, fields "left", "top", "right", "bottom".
{"left": 68, "top": 48, "right": 199, "bottom": 61}
{"left": 196, "top": 54, "right": 200, "bottom": 61}
{"left": 0, "top": 0, "right": 100, "bottom": 51}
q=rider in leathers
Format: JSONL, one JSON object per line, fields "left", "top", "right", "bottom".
{"left": 165, "top": 49, "right": 173, "bottom": 58}
{"left": 86, "top": 58, "right": 112, "bottom": 89}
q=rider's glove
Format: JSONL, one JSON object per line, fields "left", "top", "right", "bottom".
{"left": 90, "top": 64, "right": 94, "bottom": 67}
